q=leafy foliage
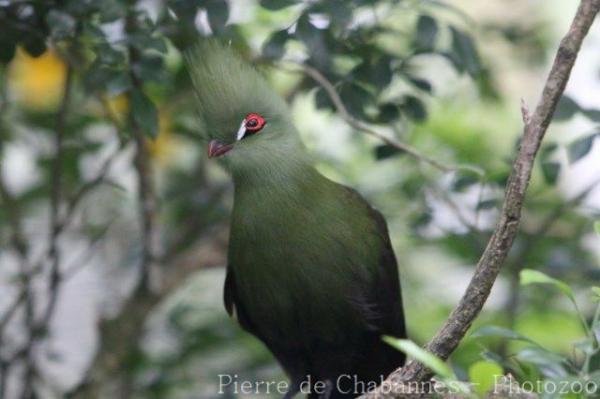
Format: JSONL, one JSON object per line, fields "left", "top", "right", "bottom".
{"left": 471, "top": 270, "right": 600, "bottom": 397}
{"left": 0, "top": 0, "right": 599, "bottom": 398}
{"left": 259, "top": 0, "right": 484, "bottom": 128}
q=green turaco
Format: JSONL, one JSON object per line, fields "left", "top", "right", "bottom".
{"left": 187, "top": 41, "right": 406, "bottom": 398}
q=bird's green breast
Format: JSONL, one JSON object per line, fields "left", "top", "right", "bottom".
{"left": 229, "top": 167, "right": 384, "bottom": 345}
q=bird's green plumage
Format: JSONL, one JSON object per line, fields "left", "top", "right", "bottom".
{"left": 187, "top": 41, "right": 292, "bottom": 145}
{"left": 187, "top": 41, "right": 405, "bottom": 397}
{"left": 231, "top": 165, "right": 382, "bottom": 337}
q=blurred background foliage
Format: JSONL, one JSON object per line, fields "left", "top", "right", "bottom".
{"left": 0, "top": 0, "right": 599, "bottom": 398}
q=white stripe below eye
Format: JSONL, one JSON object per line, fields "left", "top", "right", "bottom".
{"left": 236, "top": 120, "right": 246, "bottom": 141}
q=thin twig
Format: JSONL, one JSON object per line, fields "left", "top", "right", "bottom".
{"left": 0, "top": 292, "right": 26, "bottom": 335}
{"left": 38, "top": 64, "right": 74, "bottom": 328}
{"left": 60, "top": 219, "right": 115, "bottom": 281}
{"left": 25, "top": 97, "right": 128, "bottom": 276}
{"left": 61, "top": 143, "right": 126, "bottom": 229}
{"left": 126, "top": 9, "right": 163, "bottom": 293}
{"left": 0, "top": 67, "right": 35, "bottom": 399}
{"left": 0, "top": 162, "right": 31, "bottom": 310}
{"left": 361, "top": 1, "right": 600, "bottom": 396}
{"left": 0, "top": 176, "right": 29, "bottom": 257}
{"left": 0, "top": 292, "right": 26, "bottom": 395}
{"left": 19, "top": 64, "right": 74, "bottom": 399}
{"left": 131, "top": 130, "right": 161, "bottom": 290}
{"left": 284, "top": 62, "right": 456, "bottom": 173}
{"left": 0, "top": 71, "right": 29, "bottom": 258}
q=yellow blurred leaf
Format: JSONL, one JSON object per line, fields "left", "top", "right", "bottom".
{"left": 104, "top": 93, "right": 129, "bottom": 124}
{"left": 147, "top": 111, "right": 179, "bottom": 165}
{"left": 9, "top": 48, "right": 67, "bottom": 111}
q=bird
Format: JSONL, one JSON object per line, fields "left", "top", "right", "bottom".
{"left": 187, "top": 41, "right": 406, "bottom": 398}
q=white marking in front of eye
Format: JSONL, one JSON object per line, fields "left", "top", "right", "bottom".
{"left": 236, "top": 119, "right": 246, "bottom": 141}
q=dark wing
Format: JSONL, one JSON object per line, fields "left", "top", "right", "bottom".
{"left": 223, "top": 266, "right": 235, "bottom": 316}
{"left": 223, "top": 266, "right": 260, "bottom": 337}
{"left": 341, "top": 186, "right": 407, "bottom": 381}
{"left": 224, "top": 266, "right": 307, "bottom": 382}
{"left": 342, "top": 186, "right": 406, "bottom": 338}
{"left": 369, "top": 204, "right": 407, "bottom": 338}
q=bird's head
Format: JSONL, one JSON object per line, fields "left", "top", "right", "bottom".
{"left": 187, "top": 41, "right": 304, "bottom": 175}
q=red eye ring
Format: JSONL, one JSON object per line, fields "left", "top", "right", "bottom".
{"left": 244, "top": 113, "right": 266, "bottom": 132}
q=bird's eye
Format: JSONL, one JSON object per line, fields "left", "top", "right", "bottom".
{"left": 244, "top": 113, "right": 265, "bottom": 132}
{"left": 237, "top": 113, "right": 266, "bottom": 141}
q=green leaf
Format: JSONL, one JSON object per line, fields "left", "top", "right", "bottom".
{"left": 568, "top": 133, "right": 597, "bottom": 163}
{"left": 375, "top": 144, "right": 404, "bottom": 160}
{"left": 584, "top": 109, "right": 600, "bottom": 122}
{"left": 450, "top": 26, "right": 480, "bottom": 76}
{"left": 591, "top": 286, "right": 600, "bottom": 298}
{"left": 401, "top": 95, "right": 427, "bottom": 122}
{"left": 515, "top": 347, "right": 568, "bottom": 378}
{"left": 554, "top": 95, "right": 580, "bottom": 121}
{"left": 574, "top": 338, "right": 595, "bottom": 356}
{"left": 133, "top": 55, "right": 167, "bottom": 83}
{"left": 105, "top": 72, "right": 132, "bottom": 96}
{"left": 376, "top": 103, "right": 401, "bottom": 123}
{"left": 541, "top": 161, "right": 560, "bottom": 185}
{"left": 595, "top": 221, "right": 600, "bottom": 237}
{"left": 23, "top": 37, "right": 47, "bottom": 57}
{"left": 97, "top": 0, "right": 126, "bottom": 22}
{"left": 520, "top": 269, "right": 574, "bottom": 302}
{"left": 95, "top": 43, "right": 127, "bottom": 66}
{"left": 383, "top": 337, "right": 454, "bottom": 379}
{"left": 206, "top": 0, "right": 229, "bottom": 33}
{"left": 468, "top": 361, "right": 503, "bottom": 396}
{"left": 46, "top": 10, "right": 76, "bottom": 39}
{"left": 471, "top": 326, "right": 539, "bottom": 346}
{"left": 414, "top": 15, "right": 438, "bottom": 51}
{"left": 0, "top": 39, "right": 16, "bottom": 64}
{"left": 128, "top": 33, "right": 168, "bottom": 54}
{"left": 553, "top": 97, "right": 600, "bottom": 122}
{"left": 476, "top": 199, "right": 497, "bottom": 210}
{"left": 451, "top": 172, "right": 479, "bottom": 192}
{"left": 167, "top": 0, "right": 201, "bottom": 24}
{"left": 295, "top": 14, "right": 325, "bottom": 57}
{"left": 259, "top": 0, "right": 299, "bottom": 10}
{"left": 294, "top": 13, "right": 330, "bottom": 69}
{"left": 540, "top": 142, "right": 558, "bottom": 159}
{"left": 361, "top": 56, "right": 393, "bottom": 90}
{"left": 315, "top": 87, "right": 335, "bottom": 111}
{"left": 471, "top": 325, "right": 538, "bottom": 345}
{"left": 130, "top": 90, "right": 159, "bottom": 138}
{"left": 408, "top": 77, "right": 433, "bottom": 93}
{"left": 337, "top": 83, "right": 373, "bottom": 121}
{"left": 262, "top": 29, "right": 289, "bottom": 59}
{"left": 320, "top": 0, "right": 352, "bottom": 27}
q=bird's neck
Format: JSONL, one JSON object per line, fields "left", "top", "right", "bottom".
{"left": 231, "top": 152, "right": 329, "bottom": 207}
{"left": 232, "top": 140, "right": 318, "bottom": 185}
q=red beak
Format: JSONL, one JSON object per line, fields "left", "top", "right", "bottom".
{"left": 207, "top": 139, "right": 233, "bottom": 158}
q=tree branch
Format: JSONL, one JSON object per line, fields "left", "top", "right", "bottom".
{"left": 360, "top": 1, "right": 600, "bottom": 397}
{"left": 283, "top": 63, "right": 457, "bottom": 173}
{"left": 126, "top": 10, "right": 163, "bottom": 293}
